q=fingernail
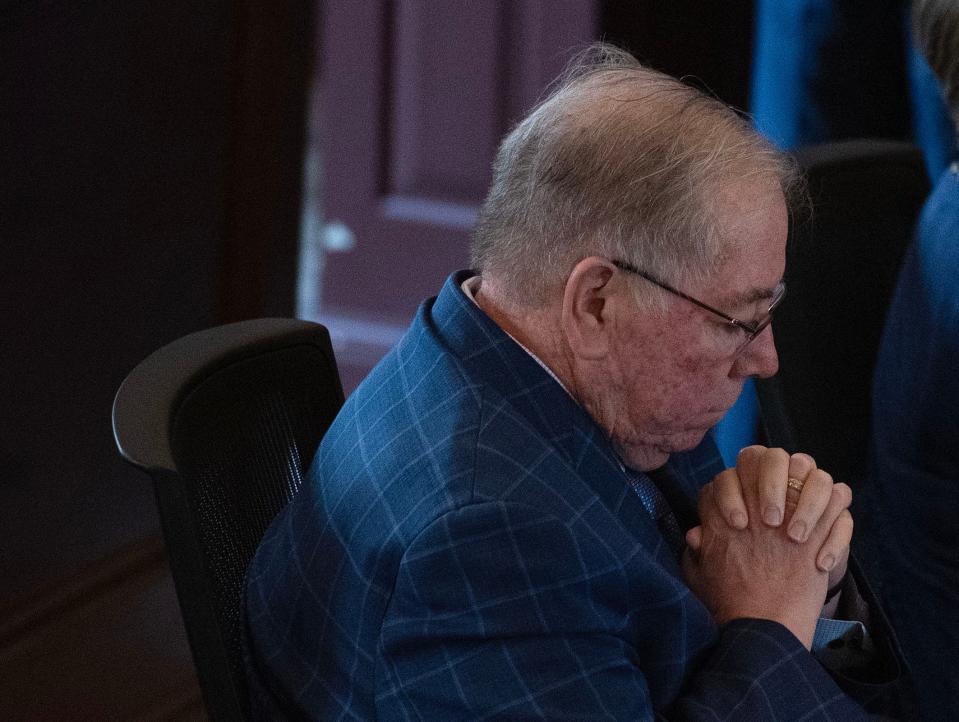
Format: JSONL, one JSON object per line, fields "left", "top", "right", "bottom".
{"left": 788, "top": 520, "right": 807, "bottom": 542}
{"left": 820, "top": 554, "right": 836, "bottom": 571}
{"left": 763, "top": 505, "right": 782, "bottom": 526}
{"left": 730, "top": 510, "right": 747, "bottom": 529}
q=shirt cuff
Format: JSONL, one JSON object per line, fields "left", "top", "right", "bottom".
{"left": 812, "top": 617, "right": 874, "bottom": 671}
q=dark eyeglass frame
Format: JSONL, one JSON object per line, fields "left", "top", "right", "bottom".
{"left": 611, "top": 259, "right": 787, "bottom": 347}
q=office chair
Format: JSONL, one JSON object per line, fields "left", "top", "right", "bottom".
{"left": 112, "top": 318, "right": 344, "bottom": 721}
{"left": 757, "top": 139, "right": 931, "bottom": 490}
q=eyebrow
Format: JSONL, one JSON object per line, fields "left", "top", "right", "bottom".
{"left": 731, "top": 280, "right": 782, "bottom": 308}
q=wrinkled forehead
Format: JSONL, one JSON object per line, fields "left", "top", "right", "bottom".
{"left": 710, "top": 170, "right": 788, "bottom": 247}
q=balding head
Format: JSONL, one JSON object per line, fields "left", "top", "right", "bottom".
{"left": 470, "top": 43, "right": 800, "bottom": 310}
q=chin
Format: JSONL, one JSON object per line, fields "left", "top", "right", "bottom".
{"left": 616, "top": 444, "right": 670, "bottom": 472}
{"left": 635, "top": 451, "right": 672, "bottom": 472}
{"left": 615, "top": 427, "right": 712, "bottom": 471}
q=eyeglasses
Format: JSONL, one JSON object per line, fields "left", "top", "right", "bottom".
{"left": 611, "top": 259, "right": 786, "bottom": 354}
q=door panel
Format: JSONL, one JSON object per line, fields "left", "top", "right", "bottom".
{"left": 316, "top": 1, "right": 597, "bottom": 385}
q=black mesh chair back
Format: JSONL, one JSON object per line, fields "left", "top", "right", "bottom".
{"left": 757, "top": 140, "right": 930, "bottom": 489}
{"left": 112, "top": 318, "right": 344, "bottom": 721}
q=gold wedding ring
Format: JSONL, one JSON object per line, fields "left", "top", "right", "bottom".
{"left": 787, "top": 477, "right": 805, "bottom": 493}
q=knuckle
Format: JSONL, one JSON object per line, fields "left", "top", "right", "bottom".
{"left": 715, "top": 490, "right": 735, "bottom": 510}
{"left": 832, "top": 482, "right": 852, "bottom": 506}
{"left": 767, "top": 447, "right": 789, "bottom": 461}
{"left": 714, "top": 468, "right": 737, "bottom": 486}
{"left": 736, "top": 445, "right": 763, "bottom": 465}
{"left": 803, "top": 469, "right": 828, "bottom": 491}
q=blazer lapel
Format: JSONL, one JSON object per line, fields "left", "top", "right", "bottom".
{"left": 566, "top": 418, "right": 682, "bottom": 572}
{"left": 661, "top": 435, "right": 726, "bottom": 533}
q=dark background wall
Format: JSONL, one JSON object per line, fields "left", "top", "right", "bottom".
{"left": 0, "top": 0, "right": 226, "bottom": 602}
{"left": 602, "top": 0, "right": 755, "bottom": 110}
{"left": 0, "top": 0, "right": 752, "bottom": 717}
{"left": 0, "top": 0, "right": 311, "bottom": 717}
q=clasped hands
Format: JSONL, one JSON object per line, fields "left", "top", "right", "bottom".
{"left": 682, "top": 446, "right": 853, "bottom": 649}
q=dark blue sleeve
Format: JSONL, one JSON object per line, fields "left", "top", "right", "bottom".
{"left": 378, "top": 501, "right": 870, "bottom": 720}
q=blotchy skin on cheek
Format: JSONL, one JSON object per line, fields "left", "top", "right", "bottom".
{"left": 592, "top": 316, "right": 744, "bottom": 471}
{"left": 576, "top": 178, "right": 788, "bottom": 471}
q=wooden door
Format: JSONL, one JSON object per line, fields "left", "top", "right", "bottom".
{"left": 312, "top": 0, "right": 597, "bottom": 388}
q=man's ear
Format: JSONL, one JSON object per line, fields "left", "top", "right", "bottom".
{"left": 562, "top": 256, "right": 618, "bottom": 360}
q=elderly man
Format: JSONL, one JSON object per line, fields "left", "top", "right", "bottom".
{"left": 245, "top": 45, "right": 912, "bottom": 719}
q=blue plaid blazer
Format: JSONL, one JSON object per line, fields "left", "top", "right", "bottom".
{"left": 244, "top": 272, "right": 907, "bottom": 720}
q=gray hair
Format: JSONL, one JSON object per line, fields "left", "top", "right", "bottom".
{"left": 913, "top": 0, "right": 959, "bottom": 124}
{"left": 470, "top": 43, "right": 801, "bottom": 308}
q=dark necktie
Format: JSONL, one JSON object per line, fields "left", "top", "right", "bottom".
{"left": 624, "top": 465, "right": 684, "bottom": 558}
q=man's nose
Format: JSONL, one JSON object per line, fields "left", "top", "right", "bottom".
{"left": 734, "top": 325, "right": 779, "bottom": 378}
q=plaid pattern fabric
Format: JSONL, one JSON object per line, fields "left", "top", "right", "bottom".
{"left": 244, "top": 272, "right": 903, "bottom": 720}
